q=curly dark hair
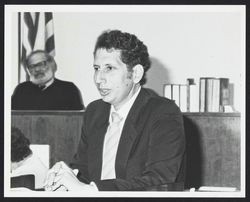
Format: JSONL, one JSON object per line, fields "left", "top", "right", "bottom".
{"left": 93, "top": 30, "right": 151, "bottom": 85}
{"left": 11, "top": 127, "right": 32, "bottom": 162}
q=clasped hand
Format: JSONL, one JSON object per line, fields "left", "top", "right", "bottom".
{"left": 43, "top": 161, "right": 87, "bottom": 191}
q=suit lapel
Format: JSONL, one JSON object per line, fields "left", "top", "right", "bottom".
{"left": 88, "top": 103, "right": 110, "bottom": 180}
{"left": 115, "top": 88, "right": 151, "bottom": 178}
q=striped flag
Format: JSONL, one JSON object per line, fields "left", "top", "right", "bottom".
{"left": 19, "top": 12, "right": 55, "bottom": 81}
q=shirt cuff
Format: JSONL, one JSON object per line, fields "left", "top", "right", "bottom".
{"left": 73, "top": 169, "right": 98, "bottom": 191}
{"left": 89, "top": 181, "right": 99, "bottom": 191}
{"left": 73, "top": 169, "right": 79, "bottom": 175}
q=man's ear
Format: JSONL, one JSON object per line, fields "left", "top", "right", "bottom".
{"left": 132, "top": 64, "right": 144, "bottom": 84}
{"left": 52, "top": 61, "right": 57, "bottom": 72}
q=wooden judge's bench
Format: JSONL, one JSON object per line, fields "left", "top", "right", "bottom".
{"left": 11, "top": 110, "right": 241, "bottom": 190}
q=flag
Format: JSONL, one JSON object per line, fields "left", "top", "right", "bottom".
{"left": 19, "top": 12, "right": 55, "bottom": 81}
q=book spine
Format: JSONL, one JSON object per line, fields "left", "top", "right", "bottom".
{"left": 219, "top": 78, "right": 230, "bottom": 110}
{"left": 173, "top": 84, "right": 180, "bottom": 107}
{"left": 199, "top": 78, "right": 206, "bottom": 112}
{"left": 187, "top": 84, "right": 191, "bottom": 112}
{"left": 163, "top": 84, "right": 172, "bottom": 99}
{"left": 186, "top": 79, "right": 194, "bottom": 112}
{"left": 190, "top": 84, "right": 199, "bottom": 112}
{"left": 180, "top": 85, "right": 187, "bottom": 112}
{"left": 205, "top": 78, "right": 214, "bottom": 112}
{"left": 211, "top": 78, "right": 220, "bottom": 112}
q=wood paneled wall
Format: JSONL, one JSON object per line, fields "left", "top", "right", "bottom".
{"left": 11, "top": 111, "right": 241, "bottom": 190}
{"left": 11, "top": 111, "right": 83, "bottom": 167}
{"left": 183, "top": 113, "right": 241, "bottom": 190}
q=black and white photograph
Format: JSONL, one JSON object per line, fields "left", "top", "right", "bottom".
{"left": 4, "top": 5, "right": 245, "bottom": 197}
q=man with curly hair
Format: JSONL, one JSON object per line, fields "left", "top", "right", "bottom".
{"left": 11, "top": 127, "right": 48, "bottom": 189}
{"left": 45, "top": 30, "right": 186, "bottom": 191}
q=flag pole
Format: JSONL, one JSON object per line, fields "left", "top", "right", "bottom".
{"left": 18, "top": 12, "right": 21, "bottom": 84}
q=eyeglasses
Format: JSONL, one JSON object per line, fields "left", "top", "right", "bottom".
{"left": 28, "top": 61, "right": 49, "bottom": 70}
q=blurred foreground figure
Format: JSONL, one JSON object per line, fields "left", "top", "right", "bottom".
{"left": 11, "top": 127, "right": 48, "bottom": 189}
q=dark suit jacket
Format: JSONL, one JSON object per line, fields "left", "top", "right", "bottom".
{"left": 12, "top": 78, "right": 84, "bottom": 110}
{"left": 70, "top": 88, "right": 186, "bottom": 191}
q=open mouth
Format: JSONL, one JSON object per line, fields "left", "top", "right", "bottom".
{"left": 34, "top": 73, "right": 45, "bottom": 78}
{"left": 99, "top": 88, "right": 111, "bottom": 96}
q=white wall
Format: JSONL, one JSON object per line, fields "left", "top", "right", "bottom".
{"left": 10, "top": 6, "right": 245, "bottom": 111}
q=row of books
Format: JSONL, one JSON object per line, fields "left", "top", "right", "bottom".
{"left": 163, "top": 78, "right": 232, "bottom": 112}
{"left": 164, "top": 84, "right": 190, "bottom": 112}
{"left": 199, "top": 77, "right": 231, "bottom": 112}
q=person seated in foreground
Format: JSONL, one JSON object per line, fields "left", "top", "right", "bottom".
{"left": 12, "top": 50, "right": 84, "bottom": 110}
{"left": 11, "top": 127, "right": 48, "bottom": 190}
{"left": 44, "top": 29, "right": 186, "bottom": 191}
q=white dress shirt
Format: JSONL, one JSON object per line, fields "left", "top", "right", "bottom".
{"left": 38, "top": 78, "right": 54, "bottom": 90}
{"left": 101, "top": 86, "right": 141, "bottom": 180}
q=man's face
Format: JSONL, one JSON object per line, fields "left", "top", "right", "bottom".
{"left": 93, "top": 48, "right": 136, "bottom": 110}
{"left": 27, "top": 52, "right": 55, "bottom": 85}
